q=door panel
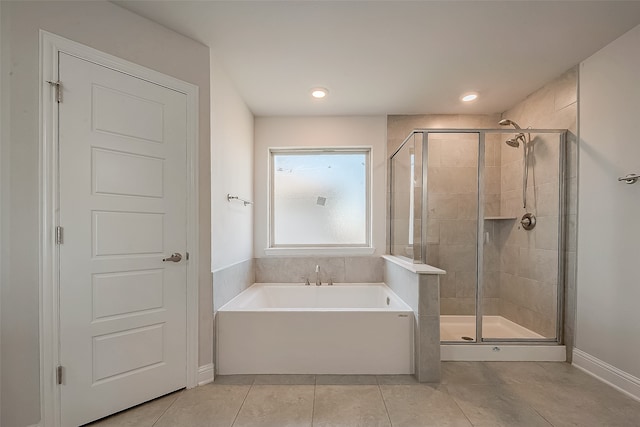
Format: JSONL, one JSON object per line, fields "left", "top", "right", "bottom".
{"left": 92, "top": 324, "right": 165, "bottom": 382}
{"left": 92, "top": 148, "right": 165, "bottom": 198}
{"left": 92, "top": 211, "right": 164, "bottom": 256}
{"left": 92, "top": 269, "right": 164, "bottom": 319}
{"left": 92, "top": 85, "right": 165, "bottom": 143}
{"left": 58, "top": 52, "right": 187, "bottom": 427}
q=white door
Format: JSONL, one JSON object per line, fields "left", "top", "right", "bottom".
{"left": 58, "top": 52, "right": 187, "bottom": 427}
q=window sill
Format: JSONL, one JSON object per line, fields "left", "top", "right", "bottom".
{"left": 264, "top": 247, "right": 376, "bottom": 257}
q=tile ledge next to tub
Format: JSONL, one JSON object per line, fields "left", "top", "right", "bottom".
{"left": 382, "top": 255, "right": 446, "bottom": 275}
{"left": 263, "top": 247, "right": 376, "bottom": 256}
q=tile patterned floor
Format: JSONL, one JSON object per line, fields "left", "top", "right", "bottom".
{"left": 87, "top": 362, "right": 640, "bottom": 427}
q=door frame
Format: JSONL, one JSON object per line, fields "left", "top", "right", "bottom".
{"left": 39, "top": 31, "right": 200, "bottom": 427}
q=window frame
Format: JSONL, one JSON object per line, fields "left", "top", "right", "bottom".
{"left": 268, "top": 147, "right": 372, "bottom": 252}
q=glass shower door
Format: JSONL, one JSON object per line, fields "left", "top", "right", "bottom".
{"left": 481, "top": 130, "right": 565, "bottom": 342}
{"left": 427, "top": 132, "right": 480, "bottom": 343}
{"left": 390, "top": 132, "right": 424, "bottom": 262}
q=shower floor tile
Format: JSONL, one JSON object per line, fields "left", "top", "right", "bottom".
{"left": 441, "top": 315, "right": 545, "bottom": 341}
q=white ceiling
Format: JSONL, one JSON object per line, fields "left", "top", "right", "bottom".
{"left": 114, "top": 1, "right": 640, "bottom": 116}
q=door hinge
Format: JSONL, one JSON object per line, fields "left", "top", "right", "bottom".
{"left": 56, "top": 365, "right": 64, "bottom": 385}
{"left": 46, "top": 80, "right": 62, "bottom": 103}
{"left": 55, "top": 226, "right": 64, "bottom": 245}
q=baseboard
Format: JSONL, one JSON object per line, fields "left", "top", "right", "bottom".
{"left": 197, "top": 363, "right": 214, "bottom": 386}
{"left": 573, "top": 348, "right": 640, "bottom": 402}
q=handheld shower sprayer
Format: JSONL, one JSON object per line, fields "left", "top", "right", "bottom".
{"left": 498, "top": 119, "right": 521, "bottom": 129}
{"left": 499, "top": 118, "right": 530, "bottom": 209}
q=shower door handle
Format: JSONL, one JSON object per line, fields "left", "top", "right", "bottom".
{"left": 163, "top": 253, "right": 183, "bottom": 262}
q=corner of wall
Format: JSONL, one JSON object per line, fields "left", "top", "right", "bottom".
{"left": 209, "top": 49, "right": 255, "bottom": 272}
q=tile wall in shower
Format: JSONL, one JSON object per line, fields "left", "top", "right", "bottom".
{"left": 498, "top": 67, "right": 577, "bottom": 352}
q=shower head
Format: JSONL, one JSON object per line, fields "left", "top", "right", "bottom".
{"left": 500, "top": 119, "right": 524, "bottom": 148}
{"left": 505, "top": 138, "right": 520, "bottom": 148}
{"left": 499, "top": 119, "right": 522, "bottom": 129}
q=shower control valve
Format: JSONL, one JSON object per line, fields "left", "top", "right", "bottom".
{"left": 521, "top": 213, "right": 536, "bottom": 230}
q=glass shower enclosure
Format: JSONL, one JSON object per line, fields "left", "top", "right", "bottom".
{"left": 389, "top": 129, "right": 567, "bottom": 344}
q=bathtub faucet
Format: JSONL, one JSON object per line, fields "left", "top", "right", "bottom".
{"left": 315, "top": 265, "right": 321, "bottom": 286}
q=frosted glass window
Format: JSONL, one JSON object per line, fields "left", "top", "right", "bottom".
{"left": 271, "top": 150, "right": 369, "bottom": 247}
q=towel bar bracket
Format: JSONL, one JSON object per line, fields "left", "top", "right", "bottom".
{"left": 618, "top": 174, "right": 639, "bottom": 184}
{"left": 227, "top": 193, "right": 253, "bottom": 206}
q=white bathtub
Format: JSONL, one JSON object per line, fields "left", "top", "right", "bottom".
{"left": 216, "top": 283, "right": 414, "bottom": 375}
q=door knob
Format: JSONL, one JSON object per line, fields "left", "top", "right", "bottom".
{"left": 162, "top": 253, "right": 182, "bottom": 262}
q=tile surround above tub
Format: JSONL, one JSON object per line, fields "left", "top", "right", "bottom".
{"left": 255, "top": 256, "right": 384, "bottom": 284}
{"left": 213, "top": 258, "right": 255, "bottom": 312}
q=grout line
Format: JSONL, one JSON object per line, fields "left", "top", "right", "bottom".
{"left": 230, "top": 382, "right": 252, "bottom": 427}
{"left": 377, "top": 384, "right": 394, "bottom": 427}
{"left": 311, "top": 382, "right": 317, "bottom": 427}
{"left": 151, "top": 389, "right": 183, "bottom": 427}
{"left": 519, "top": 389, "right": 556, "bottom": 427}
{"left": 442, "top": 384, "right": 475, "bottom": 427}
{"left": 529, "top": 405, "right": 556, "bottom": 427}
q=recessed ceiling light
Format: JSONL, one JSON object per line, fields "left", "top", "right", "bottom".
{"left": 461, "top": 92, "right": 478, "bottom": 102}
{"left": 311, "top": 87, "right": 328, "bottom": 99}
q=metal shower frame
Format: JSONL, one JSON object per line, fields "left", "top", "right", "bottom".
{"left": 389, "top": 128, "right": 567, "bottom": 345}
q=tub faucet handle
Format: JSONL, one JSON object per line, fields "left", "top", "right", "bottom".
{"left": 305, "top": 278, "right": 310, "bottom": 286}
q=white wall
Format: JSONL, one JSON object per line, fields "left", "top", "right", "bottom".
{"left": 254, "top": 116, "right": 387, "bottom": 256}
{"left": 0, "top": 2, "right": 211, "bottom": 426}
{"left": 210, "top": 54, "right": 254, "bottom": 271}
{"left": 576, "top": 24, "right": 640, "bottom": 384}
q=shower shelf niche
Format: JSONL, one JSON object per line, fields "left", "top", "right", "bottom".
{"left": 484, "top": 216, "right": 517, "bottom": 220}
